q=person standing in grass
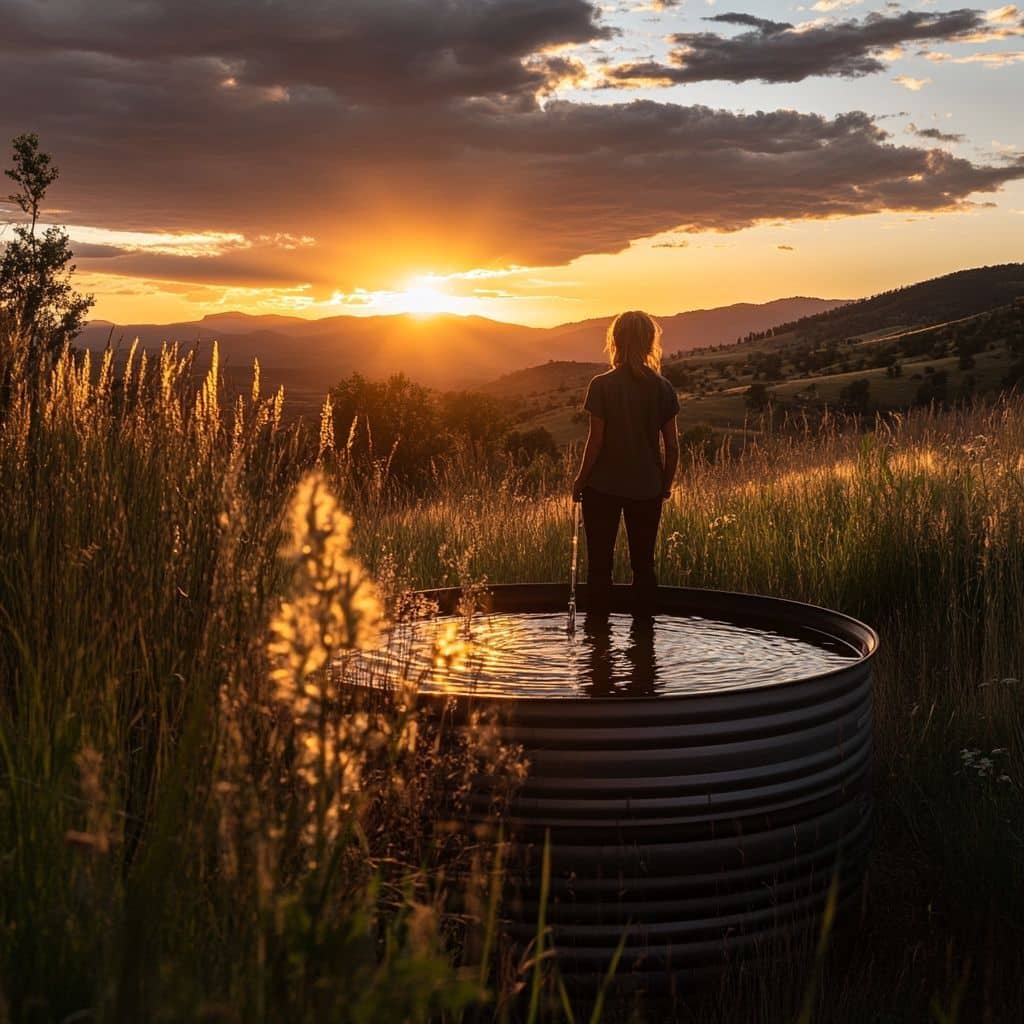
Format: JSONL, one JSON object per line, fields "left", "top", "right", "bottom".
{"left": 572, "top": 310, "right": 680, "bottom": 616}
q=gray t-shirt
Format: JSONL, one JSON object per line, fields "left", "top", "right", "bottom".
{"left": 583, "top": 366, "right": 680, "bottom": 500}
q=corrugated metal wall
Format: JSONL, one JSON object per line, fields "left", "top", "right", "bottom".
{"left": 420, "top": 584, "right": 877, "bottom": 979}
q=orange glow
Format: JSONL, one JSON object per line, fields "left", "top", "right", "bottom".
{"left": 393, "top": 283, "right": 450, "bottom": 316}
{"left": 80, "top": 186, "right": 1024, "bottom": 329}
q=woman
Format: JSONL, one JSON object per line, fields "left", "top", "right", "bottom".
{"left": 572, "top": 310, "right": 679, "bottom": 616}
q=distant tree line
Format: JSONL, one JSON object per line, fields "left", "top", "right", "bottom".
{"left": 328, "top": 373, "right": 559, "bottom": 493}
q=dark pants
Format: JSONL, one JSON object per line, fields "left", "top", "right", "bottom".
{"left": 581, "top": 486, "right": 663, "bottom": 615}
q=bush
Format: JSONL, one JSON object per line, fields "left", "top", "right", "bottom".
{"left": 745, "top": 381, "right": 771, "bottom": 411}
{"left": 505, "top": 425, "right": 559, "bottom": 465}
{"left": 328, "top": 374, "right": 516, "bottom": 494}
{"left": 838, "top": 377, "right": 871, "bottom": 414}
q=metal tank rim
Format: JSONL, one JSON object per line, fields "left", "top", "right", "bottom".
{"left": 406, "top": 582, "right": 879, "bottom": 704}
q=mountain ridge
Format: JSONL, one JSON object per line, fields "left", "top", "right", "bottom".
{"left": 77, "top": 296, "right": 848, "bottom": 388}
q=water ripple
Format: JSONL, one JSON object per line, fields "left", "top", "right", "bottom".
{"left": 345, "top": 612, "right": 860, "bottom": 699}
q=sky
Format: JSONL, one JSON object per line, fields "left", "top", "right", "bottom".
{"left": 1, "top": 0, "right": 1022, "bottom": 327}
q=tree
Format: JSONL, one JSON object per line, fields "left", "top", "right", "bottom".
{"left": 744, "top": 381, "right": 770, "bottom": 411}
{"left": 439, "top": 390, "right": 510, "bottom": 455}
{"left": 838, "top": 377, "right": 871, "bottom": 414}
{"left": 329, "top": 373, "right": 444, "bottom": 489}
{"left": 915, "top": 370, "right": 948, "bottom": 408}
{"left": 1, "top": 134, "right": 93, "bottom": 363}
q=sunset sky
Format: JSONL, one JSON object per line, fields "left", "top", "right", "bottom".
{"left": 2, "top": 0, "right": 1022, "bottom": 327}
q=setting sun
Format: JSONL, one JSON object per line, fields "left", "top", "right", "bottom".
{"left": 399, "top": 282, "right": 450, "bottom": 316}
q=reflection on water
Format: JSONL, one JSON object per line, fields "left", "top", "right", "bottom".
{"left": 347, "top": 611, "right": 860, "bottom": 700}
{"left": 582, "top": 612, "right": 658, "bottom": 698}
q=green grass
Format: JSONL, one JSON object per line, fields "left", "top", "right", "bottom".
{"left": 1, "top": 336, "right": 1024, "bottom": 1021}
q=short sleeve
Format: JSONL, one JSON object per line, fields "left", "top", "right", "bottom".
{"left": 584, "top": 377, "right": 605, "bottom": 418}
{"left": 661, "top": 380, "right": 680, "bottom": 424}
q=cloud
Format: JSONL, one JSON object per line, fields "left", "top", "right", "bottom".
{"left": 604, "top": 8, "right": 993, "bottom": 85}
{"left": 986, "top": 4, "right": 1021, "bottom": 24}
{"left": 0, "top": 1, "right": 1022, "bottom": 294}
{"left": 893, "top": 74, "right": 932, "bottom": 89}
{"left": 67, "top": 242, "right": 126, "bottom": 260}
{"left": 2, "top": 0, "right": 613, "bottom": 107}
{"left": 952, "top": 4, "right": 1024, "bottom": 40}
{"left": 924, "top": 48, "right": 1024, "bottom": 64}
{"left": 812, "top": 1, "right": 863, "bottom": 11}
{"left": 777, "top": 244, "right": 795, "bottom": 251}
{"left": 908, "top": 123, "right": 965, "bottom": 143}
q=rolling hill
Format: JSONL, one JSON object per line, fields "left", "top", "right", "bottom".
{"left": 498, "top": 264, "right": 1024, "bottom": 445}
{"left": 75, "top": 296, "right": 848, "bottom": 392}
{"left": 543, "top": 298, "right": 847, "bottom": 358}
{"left": 757, "top": 263, "right": 1024, "bottom": 347}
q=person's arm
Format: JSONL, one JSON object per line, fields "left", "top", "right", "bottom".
{"left": 660, "top": 415, "right": 679, "bottom": 501}
{"left": 572, "top": 414, "right": 605, "bottom": 501}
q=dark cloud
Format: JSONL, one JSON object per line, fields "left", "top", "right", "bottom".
{"left": 68, "top": 241, "right": 126, "bottom": 259}
{"left": 3, "top": 0, "right": 612, "bottom": 106}
{"left": 706, "top": 13, "right": 791, "bottom": 34}
{"left": 0, "top": 1, "right": 1021, "bottom": 293}
{"left": 73, "top": 249, "right": 316, "bottom": 288}
{"left": 909, "top": 123, "right": 966, "bottom": 143}
{"left": 606, "top": 9, "right": 988, "bottom": 85}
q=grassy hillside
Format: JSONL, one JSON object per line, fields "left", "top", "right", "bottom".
{"left": 505, "top": 283, "right": 1024, "bottom": 448}
{"left": 761, "top": 263, "right": 1024, "bottom": 347}
{"left": 480, "top": 360, "right": 606, "bottom": 400}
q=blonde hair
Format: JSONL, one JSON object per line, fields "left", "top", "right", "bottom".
{"left": 605, "top": 310, "right": 662, "bottom": 379}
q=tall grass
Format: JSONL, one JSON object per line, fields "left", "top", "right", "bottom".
{"left": 1, "top": 337, "right": 1023, "bottom": 1021}
{"left": 0, "top": 344, "right": 517, "bottom": 1022}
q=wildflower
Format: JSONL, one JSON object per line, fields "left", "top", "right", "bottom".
{"left": 318, "top": 395, "right": 335, "bottom": 459}
{"left": 267, "top": 472, "right": 389, "bottom": 853}
{"left": 959, "top": 746, "right": 1013, "bottom": 784}
{"left": 269, "top": 472, "right": 384, "bottom": 704}
{"left": 708, "top": 512, "right": 737, "bottom": 541}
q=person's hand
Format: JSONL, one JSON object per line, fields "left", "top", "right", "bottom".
{"left": 572, "top": 476, "right": 586, "bottom": 502}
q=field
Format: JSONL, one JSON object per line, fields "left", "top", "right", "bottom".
{"left": 2, "top": 338, "right": 1024, "bottom": 1022}
{"left": 504, "top": 303, "right": 1024, "bottom": 448}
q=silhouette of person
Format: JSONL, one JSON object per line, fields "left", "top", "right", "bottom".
{"left": 572, "top": 311, "right": 679, "bottom": 618}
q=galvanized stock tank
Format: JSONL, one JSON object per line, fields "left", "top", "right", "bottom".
{"left": 416, "top": 583, "right": 878, "bottom": 980}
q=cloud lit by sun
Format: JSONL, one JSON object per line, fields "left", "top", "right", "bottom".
{"left": 325, "top": 276, "right": 484, "bottom": 318}
{"left": 16, "top": 0, "right": 1021, "bottom": 330}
